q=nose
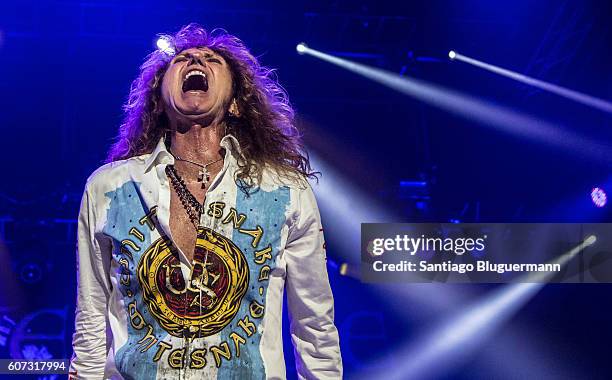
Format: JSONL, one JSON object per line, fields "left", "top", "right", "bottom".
{"left": 188, "top": 54, "right": 205, "bottom": 67}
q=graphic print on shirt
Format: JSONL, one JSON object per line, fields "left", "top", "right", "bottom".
{"left": 103, "top": 181, "right": 161, "bottom": 379}
{"left": 137, "top": 227, "right": 249, "bottom": 339}
{"left": 217, "top": 186, "right": 290, "bottom": 379}
{"left": 104, "top": 180, "right": 290, "bottom": 378}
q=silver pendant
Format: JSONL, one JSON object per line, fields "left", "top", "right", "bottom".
{"left": 198, "top": 167, "right": 211, "bottom": 189}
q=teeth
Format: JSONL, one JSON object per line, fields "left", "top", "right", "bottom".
{"left": 184, "top": 70, "right": 206, "bottom": 80}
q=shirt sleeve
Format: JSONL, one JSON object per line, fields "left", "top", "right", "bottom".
{"left": 284, "top": 183, "right": 343, "bottom": 380}
{"left": 69, "top": 184, "right": 112, "bottom": 379}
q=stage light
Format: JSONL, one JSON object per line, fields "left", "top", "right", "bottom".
{"left": 156, "top": 36, "right": 175, "bottom": 55}
{"left": 449, "top": 51, "right": 612, "bottom": 114}
{"left": 296, "top": 43, "right": 308, "bottom": 54}
{"left": 585, "top": 235, "right": 597, "bottom": 246}
{"left": 591, "top": 187, "right": 607, "bottom": 208}
{"left": 20, "top": 263, "right": 43, "bottom": 284}
{"left": 297, "top": 45, "right": 612, "bottom": 164}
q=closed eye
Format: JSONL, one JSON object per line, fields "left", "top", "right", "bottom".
{"left": 207, "top": 57, "right": 222, "bottom": 64}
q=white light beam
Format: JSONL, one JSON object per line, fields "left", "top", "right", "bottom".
{"left": 449, "top": 51, "right": 612, "bottom": 114}
{"left": 298, "top": 45, "right": 612, "bottom": 165}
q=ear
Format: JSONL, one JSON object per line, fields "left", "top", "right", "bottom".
{"left": 229, "top": 98, "right": 241, "bottom": 117}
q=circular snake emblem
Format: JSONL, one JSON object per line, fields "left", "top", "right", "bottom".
{"left": 137, "top": 227, "right": 249, "bottom": 338}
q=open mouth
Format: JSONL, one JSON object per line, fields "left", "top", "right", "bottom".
{"left": 182, "top": 69, "right": 208, "bottom": 93}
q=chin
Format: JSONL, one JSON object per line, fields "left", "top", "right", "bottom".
{"left": 175, "top": 101, "right": 210, "bottom": 117}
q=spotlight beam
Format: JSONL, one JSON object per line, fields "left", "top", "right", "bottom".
{"left": 450, "top": 51, "right": 612, "bottom": 114}
{"left": 310, "top": 148, "right": 579, "bottom": 378}
{"left": 298, "top": 45, "right": 612, "bottom": 165}
{"left": 356, "top": 235, "right": 596, "bottom": 380}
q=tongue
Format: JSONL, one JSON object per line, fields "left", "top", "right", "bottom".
{"left": 182, "top": 75, "right": 208, "bottom": 92}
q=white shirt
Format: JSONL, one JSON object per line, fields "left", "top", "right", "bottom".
{"left": 69, "top": 134, "right": 342, "bottom": 380}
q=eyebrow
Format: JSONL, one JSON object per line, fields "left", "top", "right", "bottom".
{"left": 174, "top": 50, "right": 221, "bottom": 60}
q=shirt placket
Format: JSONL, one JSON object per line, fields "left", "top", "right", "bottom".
{"left": 154, "top": 160, "right": 188, "bottom": 379}
{"left": 152, "top": 140, "right": 233, "bottom": 378}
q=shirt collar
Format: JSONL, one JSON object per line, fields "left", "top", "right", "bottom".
{"left": 144, "top": 133, "right": 243, "bottom": 173}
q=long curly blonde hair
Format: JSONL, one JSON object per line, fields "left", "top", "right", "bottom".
{"left": 107, "top": 23, "right": 317, "bottom": 187}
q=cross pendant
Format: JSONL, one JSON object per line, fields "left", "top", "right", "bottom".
{"left": 197, "top": 167, "right": 211, "bottom": 189}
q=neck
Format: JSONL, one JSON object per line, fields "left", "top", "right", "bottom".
{"left": 170, "top": 121, "right": 225, "bottom": 164}
{"left": 169, "top": 120, "right": 226, "bottom": 182}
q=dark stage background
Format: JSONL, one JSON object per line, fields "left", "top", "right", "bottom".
{"left": 0, "top": 1, "right": 611, "bottom": 379}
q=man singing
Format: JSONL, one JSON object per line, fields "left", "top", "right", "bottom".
{"left": 69, "top": 24, "right": 342, "bottom": 380}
